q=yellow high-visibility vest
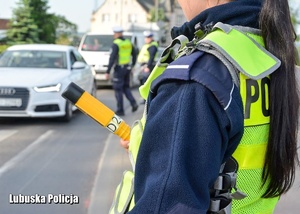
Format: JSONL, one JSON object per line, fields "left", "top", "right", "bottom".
{"left": 137, "top": 41, "right": 159, "bottom": 64}
{"left": 114, "top": 38, "right": 132, "bottom": 65}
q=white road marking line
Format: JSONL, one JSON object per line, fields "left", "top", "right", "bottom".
{"left": 0, "top": 130, "right": 53, "bottom": 178}
{"left": 87, "top": 133, "right": 112, "bottom": 214}
{"left": 0, "top": 130, "right": 18, "bottom": 142}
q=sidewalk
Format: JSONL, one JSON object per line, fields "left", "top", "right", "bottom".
{"left": 274, "top": 134, "right": 300, "bottom": 213}
{"left": 274, "top": 166, "right": 300, "bottom": 213}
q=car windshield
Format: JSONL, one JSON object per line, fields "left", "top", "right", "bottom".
{"left": 0, "top": 50, "right": 67, "bottom": 69}
{"left": 81, "top": 35, "right": 132, "bottom": 51}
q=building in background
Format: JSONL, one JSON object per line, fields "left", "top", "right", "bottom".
{"left": 0, "top": 19, "right": 9, "bottom": 42}
{"left": 90, "top": 0, "right": 186, "bottom": 46}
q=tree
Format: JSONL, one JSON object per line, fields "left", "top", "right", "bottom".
{"left": 290, "top": 0, "right": 300, "bottom": 41}
{"left": 148, "top": 8, "right": 166, "bottom": 22}
{"left": 54, "top": 15, "right": 78, "bottom": 45}
{"left": 29, "top": 0, "right": 56, "bottom": 43}
{"left": 6, "top": 0, "right": 40, "bottom": 45}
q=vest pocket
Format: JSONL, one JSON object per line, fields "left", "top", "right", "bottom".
{"left": 109, "top": 170, "right": 134, "bottom": 214}
{"left": 128, "top": 119, "right": 145, "bottom": 169}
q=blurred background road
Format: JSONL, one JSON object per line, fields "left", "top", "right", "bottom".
{"left": 0, "top": 87, "right": 299, "bottom": 214}
{"left": 0, "top": 87, "right": 141, "bottom": 214}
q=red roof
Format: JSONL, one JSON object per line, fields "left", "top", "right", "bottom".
{"left": 0, "top": 19, "right": 9, "bottom": 30}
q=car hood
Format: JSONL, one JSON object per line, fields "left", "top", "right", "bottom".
{"left": 0, "top": 68, "right": 70, "bottom": 87}
{"left": 80, "top": 51, "right": 110, "bottom": 66}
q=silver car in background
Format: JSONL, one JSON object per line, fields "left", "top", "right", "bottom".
{"left": 0, "top": 44, "right": 97, "bottom": 121}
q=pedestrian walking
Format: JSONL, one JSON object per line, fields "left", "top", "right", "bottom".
{"left": 106, "top": 26, "right": 138, "bottom": 116}
{"left": 137, "top": 31, "right": 158, "bottom": 86}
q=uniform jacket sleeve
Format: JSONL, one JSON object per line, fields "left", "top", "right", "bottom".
{"left": 106, "top": 43, "right": 118, "bottom": 74}
{"left": 147, "top": 45, "right": 158, "bottom": 68}
{"left": 129, "top": 52, "right": 244, "bottom": 214}
{"left": 131, "top": 44, "right": 137, "bottom": 67}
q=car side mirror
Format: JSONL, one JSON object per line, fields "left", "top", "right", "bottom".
{"left": 72, "top": 61, "right": 86, "bottom": 69}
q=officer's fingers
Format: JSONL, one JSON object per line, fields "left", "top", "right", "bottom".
{"left": 120, "top": 139, "right": 130, "bottom": 150}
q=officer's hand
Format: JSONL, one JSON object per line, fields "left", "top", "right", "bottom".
{"left": 120, "top": 139, "right": 129, "bottom": 151}
{"left": 105, "top": 73, "right": 110, "bottom": 80}
{"left": 144, "top": 67, "right": 150, "bottom": 73}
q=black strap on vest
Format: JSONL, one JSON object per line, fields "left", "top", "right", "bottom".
{"left": 208, "top": 157, "right": 247, "bottom": 214}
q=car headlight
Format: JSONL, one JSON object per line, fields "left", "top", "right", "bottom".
{"left": 33, "top": 83, "right": 62, "bottom": 92}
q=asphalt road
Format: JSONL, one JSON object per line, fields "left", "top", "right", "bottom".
{"left": 0, "top": 118, "right": 108, "bottom": 214}
{"left": 0, "top": 87, "right": 299, "bottom": 214}
{"left": 0, "top": 87, "right": 142, "bottom": 214}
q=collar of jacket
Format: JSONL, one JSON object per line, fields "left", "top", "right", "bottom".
{"left": 115, "top": 36, "right": 125, "bottom": 40}
{"left": 171, "top": 0, "right": 262, "bottom": 40}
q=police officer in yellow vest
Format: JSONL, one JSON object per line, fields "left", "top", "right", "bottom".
{"left": 110, "top": 0, "right": 299, "bottom": 213}
{"left": 137, "top": 31, "right": 158, "bottom": 86}
{"left": 106, "top": 26, "right": 138, "bottom": 116}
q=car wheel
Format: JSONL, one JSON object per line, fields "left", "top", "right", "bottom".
{"left": 60, "top": 101, "right": 73, "bottom": 122}
{"left": 91, "top": 80, "right": 97, "bottom": 97}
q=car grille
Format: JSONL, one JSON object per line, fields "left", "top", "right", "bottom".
{"left": 0, "top": 87, "right": 29, "bottom": 110}
{"left": 35, "top": 104, "right": 60, "bottom": 112}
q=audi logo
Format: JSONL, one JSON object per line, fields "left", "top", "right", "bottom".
{"left": 0, "top": 88, "right": 16, "bottom": 96}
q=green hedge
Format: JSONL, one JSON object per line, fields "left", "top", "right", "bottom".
{"left": 0, "top": 45, "right": 9, "bottom": 54}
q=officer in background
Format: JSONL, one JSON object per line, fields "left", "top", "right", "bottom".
{"left": 137, "top": 31, "right": 158, "bottom": 86}
{"left": 105, "top": 26, "right": 138, "bottom": 116}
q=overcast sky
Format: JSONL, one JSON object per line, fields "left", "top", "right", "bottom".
{"left": 0, "top": 0, "right": 105, "bottom": 33}
{"left": 0, "top": 0, "right": 299, "bottom": 34}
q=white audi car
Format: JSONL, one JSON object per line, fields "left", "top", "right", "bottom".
{"left": 0, "top": 44, "right": 97, "bottom": 121}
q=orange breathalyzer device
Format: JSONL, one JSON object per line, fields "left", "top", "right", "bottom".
{"left": 61, "top": 82, "right": 130, "bottom": 140}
